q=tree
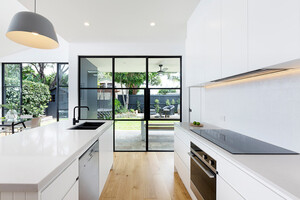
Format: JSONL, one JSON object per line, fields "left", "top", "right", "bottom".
{"left": 114, "top": 72, "right": 161, "bottom": 109}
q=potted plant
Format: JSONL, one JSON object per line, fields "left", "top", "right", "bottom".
{"left": 0, "top": 103, "right": 19, "bottom": 122}
{"left": 22, "top": 80, "right": 51, "bottom": 128}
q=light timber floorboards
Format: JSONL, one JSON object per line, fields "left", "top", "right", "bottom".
{"left": 100, "top": 152, "right": 191, "bottom": 200}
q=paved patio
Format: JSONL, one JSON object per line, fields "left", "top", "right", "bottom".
{"left": 115, "top": 130, "right": 174, "bottom": 151}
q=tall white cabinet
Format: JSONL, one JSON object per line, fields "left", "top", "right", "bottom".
{"left": 186, "top": 0, "right": 300, "bottom": 86}
{"left": 248, "top": 0, "right": 300, "bottom": 70}
{"left": 221, "top": 0, "right": 247, "bottom": 77}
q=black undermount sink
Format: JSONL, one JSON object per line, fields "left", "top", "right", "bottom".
{"left": 69, "top": 122, "right": 105, "bottom": 130}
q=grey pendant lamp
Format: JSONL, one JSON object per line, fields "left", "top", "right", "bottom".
{"left": 6, "top": 0, "right": 59, "bottom": 49}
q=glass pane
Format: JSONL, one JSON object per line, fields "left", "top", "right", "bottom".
{"left": 22, "top": 63, "right": 56, "bottom": 121}
{"left": 58, "top": 64, "right": 69, "bottom": 120}
{"left": 80, "top": 89, "right": 113, "bottom": 119}
{"left": 4, "top": 64, "right": 20, "bottom": 86}
{"left": 59, "top": 87, "right": 68, "bottom": 119}
{"left": 115, "top": 89, "right": 144, "bottom": 119}
{"left": 149, "top": 89, "right": 180, "bottom": 119}
{"left": 80, "top": 58, "right": 113, "bottom": 88}
{"left": 148, "top": 120, "right": 175, "bottom": 151}
{"left": 3, "top": 87, "right": 21, "bottom": 108}
{"left": 115, "top": 121, "right": 146, "bottom": 151}
{"left": 148, "top": 58, "right": 180, "bottom": 88}
{"left": 114, "top": 58, "right": 146, "bottom": 88}
{"left": 59, "top": 64, "right": 69, "bottom": 86}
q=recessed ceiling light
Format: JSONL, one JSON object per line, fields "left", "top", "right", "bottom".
{"left": 150, "top": 22, "right": 156, "bottom": 27}
{"left": 31, "top": 32, "right": 39, "bottom": 36}
{"left": 84, "top": 22, "right": 90, "bottom": 26}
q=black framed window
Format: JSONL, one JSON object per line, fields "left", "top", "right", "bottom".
{"left": 79, "top": 56, "right": 182, "bottom": 152}
{"left": 1, "top": 63, "right": 69, "bottom": 123}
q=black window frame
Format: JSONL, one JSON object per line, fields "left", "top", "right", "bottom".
{"left": 1, "top": 62, "right": 69, "bottom": 121}
{"left": 78, "top": 55, "right": 182, "bottom": 152}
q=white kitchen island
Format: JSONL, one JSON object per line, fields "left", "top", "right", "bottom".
{"left": 0, "top": 120, "right": 113, "bottom": 200}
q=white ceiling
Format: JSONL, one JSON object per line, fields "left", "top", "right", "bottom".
{"left": 17, "top": 0, "right": 200, "bottom": 43}
{"left": 87, "top": 57, "right": 180, "bottom": 72}
{"left": 0, "top": 0, "right": 29, "bottom": 58}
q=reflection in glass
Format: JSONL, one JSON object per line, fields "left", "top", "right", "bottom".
{"left": 114, "top": 58, "right": 146, "bottom": 88}
{"left": 80, "top": 58, "right": 112, "bottom": 88}
{"left": 115, "top": 89, "right": 144, "bottom": 119}
{"left": 115, "top": 121, "right": 146, "bottom": 151}
{"left": 149, "top": 89, "right": 180, "bottom": 119}
{"left": 58, "top": 64, "right": 69, "bottom": 119}
{"left": 4, "top": 64, "right": 20, "bottom": 86}
{"left": 80, "top": 89, "right": 113, "bottom": 119}
{"left": 148, "top": 58, "right": 180, "bottom": 88}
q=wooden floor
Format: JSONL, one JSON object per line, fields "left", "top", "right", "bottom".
{"left": 100, "top": 152, "right": 191, "bottom": 200}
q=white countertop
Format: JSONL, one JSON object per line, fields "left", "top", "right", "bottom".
{"left": 176, "top": 122, "right": 300, "bottom": 200}
{"left": 0, "top": 120, "right": 112, "bottom": 192}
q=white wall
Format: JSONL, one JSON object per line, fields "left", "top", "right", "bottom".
{"left": 203, "top": 70, "right": 300, "bottom": 152}
{"left": 68, "top": 42, "right": 188, "bottom": 121}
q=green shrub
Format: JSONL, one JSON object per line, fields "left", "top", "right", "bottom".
{"left": 165, "top": 99, "right": 170, "bottom": 106}
{"left": 171, "top": 99, "right": 176, "bottom": 105}
{"left": 137, "top": 100, "right": 141, "bottom": 113}
{"left": 130, "top": 109, "right": 135, "bottom": 113}
{"left": 115, "top": 99, "right": 122, "bottom": 113}
{"left": 22, "top": 80, "right": 51, "bottom": 117}
{"left": 154, "top": 99, "right": 160, "bottom": 113}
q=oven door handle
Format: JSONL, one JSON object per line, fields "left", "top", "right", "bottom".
{"left": 188, "top": 152, "right": 215, "bottom": 179}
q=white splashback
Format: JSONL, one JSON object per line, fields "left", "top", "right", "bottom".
{"left": 203, "top": 70, "right": 300, "bottom": 153}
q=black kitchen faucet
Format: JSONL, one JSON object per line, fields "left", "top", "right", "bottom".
{"left": 73, "top": 106, "right": 89, "bottom": 125}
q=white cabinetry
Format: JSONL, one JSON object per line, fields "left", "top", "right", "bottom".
{"left": 99, "top": 125, "right": 113, "bottom": 195}
{"left": 221, "top": 0, "right": 247, "bottom": 77}
{"left": 186, "top": 0, "right": 300, "bottom": 84}
{"left": 217, "top": 175, "right": 244, "bottom": 200}
{"left": 203, "top": 0, "right": 222, "bottom": 82}
{"left": 41, "top": 159, "right": 78, "bottom": 200}
{"left": 175, "top": 124, "right": 287, "bottom": 200}
{"left": 186, "top": 0, "right": 207, "bottom": 86}
{"left": 248, "top": 0, "right": 300, "bottom": 70}
{"left": 174, "top": 126, "right": 196, "bottom": 200}
{"left": 63, "top": 181, "right": 79, "bottom": 200}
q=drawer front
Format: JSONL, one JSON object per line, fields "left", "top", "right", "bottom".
{"left": 218, "top": 158, "right": 284, "bottom": 200}
{"left": 174, "top": 152, "right": 190, "bottom": 190}
{"left": 41, "top": 159, "right": 78, "bottom": 200}
{"left": 63, "top": 181, "right": 78, "bottom": 200}
{"left": 217, "top": 175, "right": 245, "bottom": 200}
{"left": 175, "top": 126, "right": 191, "bottom": 146}
{"left": 174, "top": 135, "right": 190, "bottom": 169}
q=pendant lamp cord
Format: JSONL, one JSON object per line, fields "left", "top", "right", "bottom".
{"left": 34, "top": 0, "right": 36, "bottom": 13}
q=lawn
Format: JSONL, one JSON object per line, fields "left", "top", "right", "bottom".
{"left": 115, "top": 120, "right": 177, "bottom": 130}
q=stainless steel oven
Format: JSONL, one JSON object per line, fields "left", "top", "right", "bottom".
{"left": 189, "top": 142, "right": 217, "bottom": 200}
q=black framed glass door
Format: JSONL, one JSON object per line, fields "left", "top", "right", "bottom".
{"left": 78, "top": 56, "right": 182, "bottom": 152}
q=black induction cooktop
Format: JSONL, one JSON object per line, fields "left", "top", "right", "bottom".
{"left": 190, "top": 128, "right": 298, "bottom": 155}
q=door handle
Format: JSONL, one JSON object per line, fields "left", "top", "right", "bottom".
{"left": 188, "top": 152, "right": 215, "bottom": 179}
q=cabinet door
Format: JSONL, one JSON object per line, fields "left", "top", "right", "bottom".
{"left": 217, "top": 175, "right": 244, "bottom": 200}
{"left": 221, "top": 0, "right": 247, "bottom": 77}
{"left": 186, "top": 0, "right": 207, "bottom": 86}
{"left": 248, "top": 0, "right": 300, "bottom": 70}
{"left": 63, "top": 181, "right": 79, "bottom": 200}
{"left": 99, "top": 125, "right": 113, "bottom": 195}
{"left": 203, "top": 0, "right": 222, "bottom": 82}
